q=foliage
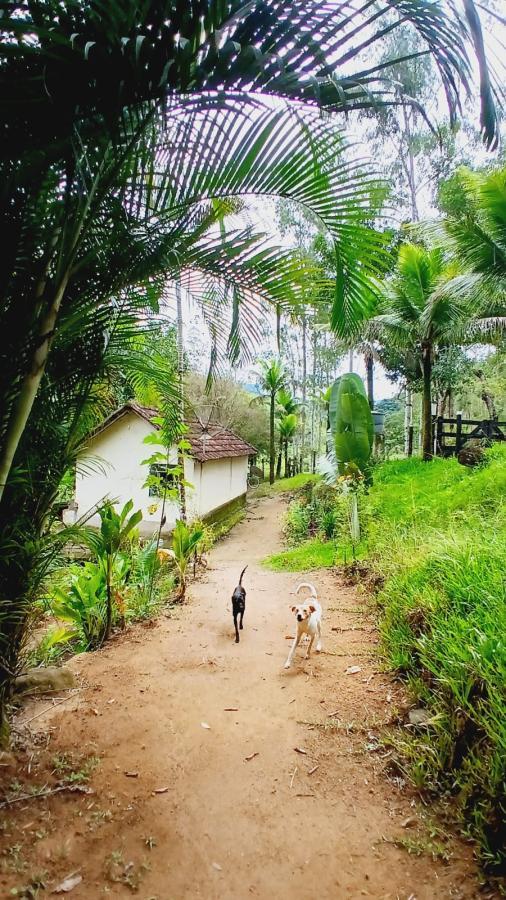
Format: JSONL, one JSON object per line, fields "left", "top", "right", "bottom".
{"left": 184, "top": 373, "right": 270, "bottom": 456}
{"left": 371, "top": 241, "right": 505, "bottom": 460}
{"left": 256, "top": 359, "right": 288, "bottom": 484}
{"left": 86, "top": 501, "right": 143, "bottom": 642}
{"left": 34, "top": 535, "right": 176, "bottom": 659}
{"left": 266, "top": 446, "right": 506, "bottom": 869}
{"left": 51, "top": 565, "right": 108, "bottom": 651}
{"left": 329, "top": 374, "right": 374, "bottom": 474}
{"left": 124, "top": 540, "right": 175, "bottom": 622}
{"left": 435, "top": 164, "right": 506, "bottom": 319}
{"left": 170, "top": 521, "right": 205, "bottom": 600}
{"left": 27, "top": 625, "right": 77, "bottom": 668}
{"left": 284, "top": 483, "right": 347, "bottom": 545}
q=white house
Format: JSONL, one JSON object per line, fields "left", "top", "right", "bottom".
{"left": 74, "top": 402, "right": 256, "bottom": 534}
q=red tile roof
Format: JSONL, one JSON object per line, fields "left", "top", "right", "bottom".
{"left": 91, "top": 402, "right": 256, "bottom": 461}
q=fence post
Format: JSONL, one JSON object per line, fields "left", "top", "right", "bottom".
{"left": 456, "top": 413, "right": 462, "bottom": 452}
{"left": 436, "top": 416, "right": 444, "bottom": 456}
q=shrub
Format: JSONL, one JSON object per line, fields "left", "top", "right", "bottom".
{"left": 51, "top": 564, "right": 108, "bottom": 650}
{"left": 28, "top": 625, "right": 77, "bottom": 667}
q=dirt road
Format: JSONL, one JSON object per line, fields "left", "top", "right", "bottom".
{"left": 3, "top": 495, "right": 480, "bottom": 898}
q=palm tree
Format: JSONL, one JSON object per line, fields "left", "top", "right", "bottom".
{"left": 279, "top": 414, "right": 298, "bottom": 478}
{"left": 372, "top": 242, "right": 506, "bottom": 461}
{"left": 276, "top": 389, "right": 299, "bottom": 477}
{"left": 437, "top": 166, "right": 506, "bottom": 313}
{"left": 257, "top": 360, "right": 287, "bottom": 484}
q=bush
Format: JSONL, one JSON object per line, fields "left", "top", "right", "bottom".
{"left": 284, "top": 480, "right": 348, "bottom": 545}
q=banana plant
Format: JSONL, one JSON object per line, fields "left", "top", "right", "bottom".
{"left": 86, "top": 501, "right": 143, "bottom": 643}
{"left": 171, "top": 520, "right": 205, "bottom": 601}
{"left": 329, "top": 374, "right": 374, "bottom": 474}
{"left": 328, "top": 374, "right": 374, "bottom": 544}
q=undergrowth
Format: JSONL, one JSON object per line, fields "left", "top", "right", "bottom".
{"left": 264, "top": 445, "right": 506, "bottom": 873}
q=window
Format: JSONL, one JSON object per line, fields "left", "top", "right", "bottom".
{"left": 148, "top": 464, "right": 178, "bottom": 498}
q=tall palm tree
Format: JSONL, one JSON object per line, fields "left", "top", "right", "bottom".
{"left": 372, "top": 242, "right": 506, "bottom": 461}
{"left": 279, "top": 414, "right": 298, "bottom": 478}
{"left": 437, "top": 166, "right": 506, "bottom": 312}
{"left": 276, "top": 389, "right": 299, "bottom": 477}
{"left": 257, "top": 360, "right": 287, "bottom": 484}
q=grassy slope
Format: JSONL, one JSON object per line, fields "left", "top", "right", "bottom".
{"left": 252, "top": 473, "right": 318, "bottom": 498}
{"left": 264, "top": 447, "right": 506, "bottom": 871}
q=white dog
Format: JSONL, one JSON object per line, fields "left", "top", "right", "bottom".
{"left": 284, "top": 582, "right": 322, "bottom": 669}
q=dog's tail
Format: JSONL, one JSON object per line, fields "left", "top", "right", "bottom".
{"left": 296, "top": 581, "right": 317, "bottom": 599}
{"left": 238, "top": 565, "right": 248, "bottom": 586}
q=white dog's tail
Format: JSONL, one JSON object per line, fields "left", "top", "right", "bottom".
{"left": 296, "top": 582, "right": 317, "bottom": 599}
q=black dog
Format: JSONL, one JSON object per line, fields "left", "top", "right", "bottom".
{"left": 232, "top": 566, "right": 248, "bottom": 643}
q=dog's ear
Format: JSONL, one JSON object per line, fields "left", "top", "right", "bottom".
{"left": 308, "top": 604, "right": 316, "bottom": 613}
{"left": 290, "top": 605, "right": 296, "bottom": 613}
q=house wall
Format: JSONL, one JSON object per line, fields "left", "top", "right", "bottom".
{"left": 75, "top": 412, "right": 248, "bottom": 533}
{"left": 194, "top": 456, "right": 248, "bottom": 517}
{"left": 75, "top": 412, "right": 187, "bottom": 531}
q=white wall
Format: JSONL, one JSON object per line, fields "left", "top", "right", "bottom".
{"left": 75, "top": 411, "right": 248, "bottom": 531}
{"left": 76, "top": 412, "right": 183, "bottom": 530}
{"left": 195, "top": 456, "right": 248, "bottom": 517}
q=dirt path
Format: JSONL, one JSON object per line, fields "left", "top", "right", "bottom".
{"left": 2, "top": 495, "right": 480, "bottom": 899}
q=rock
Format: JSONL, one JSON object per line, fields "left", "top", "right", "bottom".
{"left": 13, "top": 666, "right": 75, "bottom": 696}
{"left": 407, "top": 708, "right": 430, "bottom": 727}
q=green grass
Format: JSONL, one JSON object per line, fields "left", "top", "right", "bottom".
{"left": 263, "top": 446, "right": 506, "bottom": 872}
{"left": 265, "top": 538, "right": 365, "bottom": 570}
{"left": 252, "top": 472, "right": 318, "bottom": 497}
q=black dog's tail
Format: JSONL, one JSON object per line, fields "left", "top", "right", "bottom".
{"left": 238, "top": 565, "right": 248, "bottom": 586}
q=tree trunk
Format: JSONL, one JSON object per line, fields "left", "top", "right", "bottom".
{"left": 404, "top": 385, "right": 413, "bottom": 456}
{"left": 0, "top": 274, "right": 70, "bottom": 502}
{"left": 276, "top": 305, "right": 281, "bottom": 353}
{"left": 269, "top": 392, "right": 275, "bottom": 484}
{"left": 300, "top": 316, "right": 307, "bottom": 471}
{"left": 284, "top": 440, "right": 289, "bottom": 478}
{"left": 276, "top": 439, "right": 282, "bottom": 479}
{"left": 104, "top": 571, "right": 113, "bottom": 643}
{"left": 365, "top": 352, "right": 374, "bottom": 410}
{"left": 310, "top": 328, "right": 317, "bottom": 457}
{"left": 175, "top": 280, "right": 187, "bottom": 520}
{"left": 474, "top": 370, "right": 497, "bottom": 419}
{"left": 422, "top": 344, "right": 433, "bottom": 461}
{"left": 401, "top": 103, "right": 419, "bottom": 224}
{"left": 348, "top": 347, "right": 354, "bottom": 372}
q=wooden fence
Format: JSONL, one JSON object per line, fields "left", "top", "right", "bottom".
{"left": 433, "top": 415, "right": 506, "bottom": 456}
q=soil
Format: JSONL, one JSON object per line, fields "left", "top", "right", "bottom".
{"left": 0, "top": 494, "right": 487, "bottom": 899}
